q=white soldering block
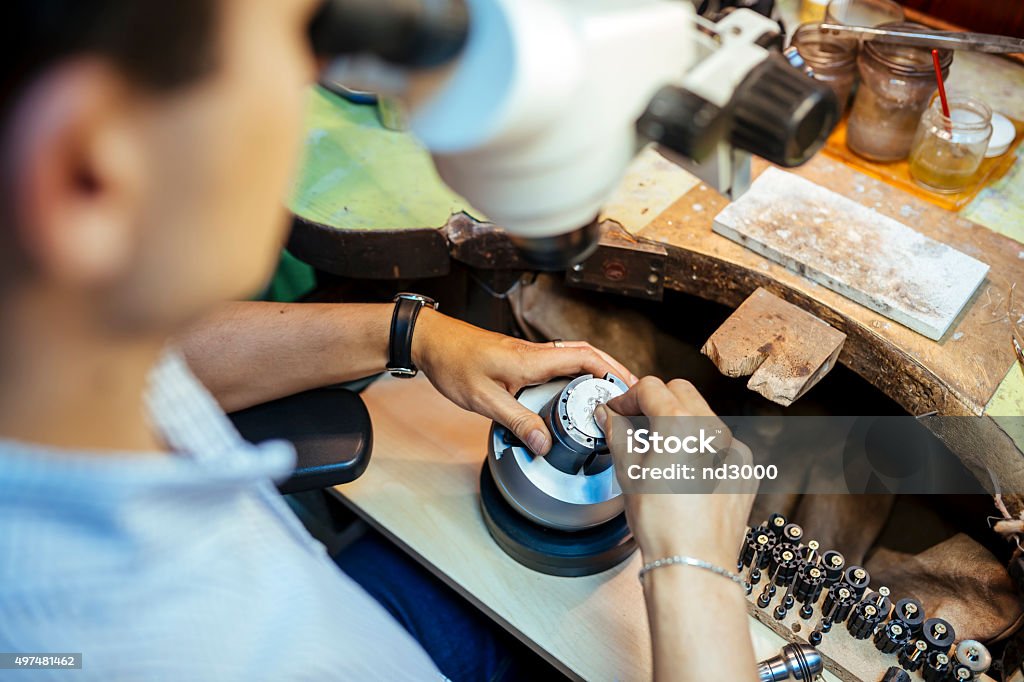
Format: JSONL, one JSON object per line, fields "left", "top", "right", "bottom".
{"left": 712, "top": 167, "right": 989, "bottom": 341}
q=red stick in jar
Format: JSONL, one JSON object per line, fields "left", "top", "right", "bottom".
{"left": 931, "top": 49, "right": 951, "bottom": 132}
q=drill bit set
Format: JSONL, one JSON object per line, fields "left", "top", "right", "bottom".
{"left": 739, "top": 512, "right": 993, "bottom": 681}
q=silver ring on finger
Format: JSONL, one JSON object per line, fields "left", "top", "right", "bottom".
{"left": 551, "top": 339, "right": 565, "bottom": 348}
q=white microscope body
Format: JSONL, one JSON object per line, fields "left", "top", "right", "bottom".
{"left": 321, "top": 0, "right": 836, "bottom": 266}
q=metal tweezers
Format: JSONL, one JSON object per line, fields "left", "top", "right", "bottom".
{"left": 819, "top": 23, "right": 1024, "bottom": 55}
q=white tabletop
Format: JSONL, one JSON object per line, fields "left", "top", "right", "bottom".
{"left": 332, "top": 375, "right": 838, "bottom": 680}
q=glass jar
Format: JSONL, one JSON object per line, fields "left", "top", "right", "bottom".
{"left": 825, "top": 0, "right": 904, "bottom": 27}
{"left": 791, "top": 23, "right": 858, "bottom": 117}
{"left": 909, "top": 96, "right": 993, "bottom": 193}
{"left": 846, "top": 23, "right": 953, "bottom": 162}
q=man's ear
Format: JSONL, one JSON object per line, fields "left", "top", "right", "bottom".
{"left": 3, "top": 59, "right": 145, "bottom": 288}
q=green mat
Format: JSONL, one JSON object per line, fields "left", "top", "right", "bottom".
{"left": 267, "top": 86, "right": 480, "bottom": 301}
{"left": 288, "top": 86, "right": 472, "bottom": 231}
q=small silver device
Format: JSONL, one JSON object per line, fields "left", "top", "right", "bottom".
{"left": 479, "top": 373, "right": 635, "bottom": 576}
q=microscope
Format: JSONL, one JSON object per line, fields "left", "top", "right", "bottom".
{"left": 311, "top": 0, "right": 839, "bottom": 268}
{"left": 310, "top": 0, "right": 838, "bottom": 575}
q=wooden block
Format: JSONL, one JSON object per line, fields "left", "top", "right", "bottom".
{"left": 712, "top": 167, "right": 990, "bottom": 341}
{"left": 702, "top": 288, "right": 847, "bottom": 406}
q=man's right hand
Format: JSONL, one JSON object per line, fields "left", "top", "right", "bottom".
{"left": 594, "top": 376, "right": 754, "bottom": 569}
{"left": 595, "top": 376, "right": 760, "bottom": 682}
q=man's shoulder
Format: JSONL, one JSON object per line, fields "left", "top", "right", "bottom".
{"left": 0, "top": 499, "right": 443, "bottom": 682}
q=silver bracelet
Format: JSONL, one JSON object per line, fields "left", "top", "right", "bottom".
{"left": 638, "top": 555, "right": 748, "bottom": 590}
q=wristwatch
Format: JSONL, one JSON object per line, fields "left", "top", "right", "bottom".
{"left": 387, "top": 293, "right": 439, "bottom": 378}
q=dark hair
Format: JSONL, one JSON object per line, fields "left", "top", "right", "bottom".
{"left": 3, "top": 1, "right": 218, "bottom": 121}
{"left": 0, "top": 2, "right": 218, "bottom": 283}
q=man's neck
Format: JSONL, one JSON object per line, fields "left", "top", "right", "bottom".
{"left": 0, "top": 296, "right": 168, "bottom": 454}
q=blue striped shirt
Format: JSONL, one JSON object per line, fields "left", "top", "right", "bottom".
{"left": 0, "top": 352, "right": 442, "bottom": 681}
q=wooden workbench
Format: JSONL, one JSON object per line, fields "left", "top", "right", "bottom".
{"left": 290, "top": 83, "right": 1024, "bottom": 503}
{"left": 626, "top": 152, "right": 1024, "bottom": 498}
{"left": 287, "top": 5, "right": 1024, "bottom": 676}
{"left": 338, "top": 374, "right": 844, "bottom": 681}
{"left": 289, "top": 90, "right": 1023, "bottom": 403}
{"left": 288, "top": 0, "right": 1024, "bottom": 529}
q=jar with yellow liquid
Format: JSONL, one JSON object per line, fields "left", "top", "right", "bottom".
{"left": 909, "top": 96, "right": 993, "bottom": 194}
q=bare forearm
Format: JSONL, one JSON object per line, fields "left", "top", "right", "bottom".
{"left": 178, "top": 301, "right": 391, "bottom": 412}
{"left": 643, "top": 559, "right": 758, "bottom": 682}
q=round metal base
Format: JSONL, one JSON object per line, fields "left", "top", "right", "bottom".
{"left": 479, "top": 461, "right": 636, "bottom": 577}
{"left": 487, "top": 375, "right": 626, "bottom": 532}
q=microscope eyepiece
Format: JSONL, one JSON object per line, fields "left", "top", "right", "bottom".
{"left": 309, "top": 0, "right": 469, "bottom": 68}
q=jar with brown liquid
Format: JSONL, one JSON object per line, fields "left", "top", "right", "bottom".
{"left": 846, "top": 22, "right": 953, "bottom": 162}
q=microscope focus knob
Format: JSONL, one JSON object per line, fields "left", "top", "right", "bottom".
{"left": 310, "top": 0, "right": 469, "bottom": 67}
{"left": 637, "top": 86, "right": 731, "bottom": 162}
{"left": 727, "top": 52, "right": 839, "bottom": 168}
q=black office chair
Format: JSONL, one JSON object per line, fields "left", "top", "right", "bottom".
{"left": 229, "top": 386, "right": 373, "bottom": 494}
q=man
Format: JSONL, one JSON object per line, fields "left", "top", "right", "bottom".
{"left": 0, "top": 1, "right": 756, "bottom": 680}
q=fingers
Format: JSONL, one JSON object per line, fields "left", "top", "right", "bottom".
{"left": 605, "top": 376, "right": 718, "bottom": 418}
{"left": 482, "top": 387, "right": 552, "bottom": 455}
{"left": 594, "top": 403, "right": 616, "bottom": 441}
{"left": 606, "top": 376, "right": 685, "bottom": 417}
{"left": 557, "top": 341, "right": 638, "bottom": 385}
{"left": 665, "top": 378, "right": 716, "bottom": 417}
{"left": 518, "top": 343, "right": 635, "bottom": 388}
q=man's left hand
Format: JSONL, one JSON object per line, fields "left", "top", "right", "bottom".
{"left": 412, "top": 310, "right": 637, "bottom": 455}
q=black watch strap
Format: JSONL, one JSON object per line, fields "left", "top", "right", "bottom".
{"left": 387, "top": 293, "right": 438, "bottom": 378}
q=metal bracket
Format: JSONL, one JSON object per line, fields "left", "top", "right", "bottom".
{"left": 565, "top": 222, "right": 667, "bottom": 301}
